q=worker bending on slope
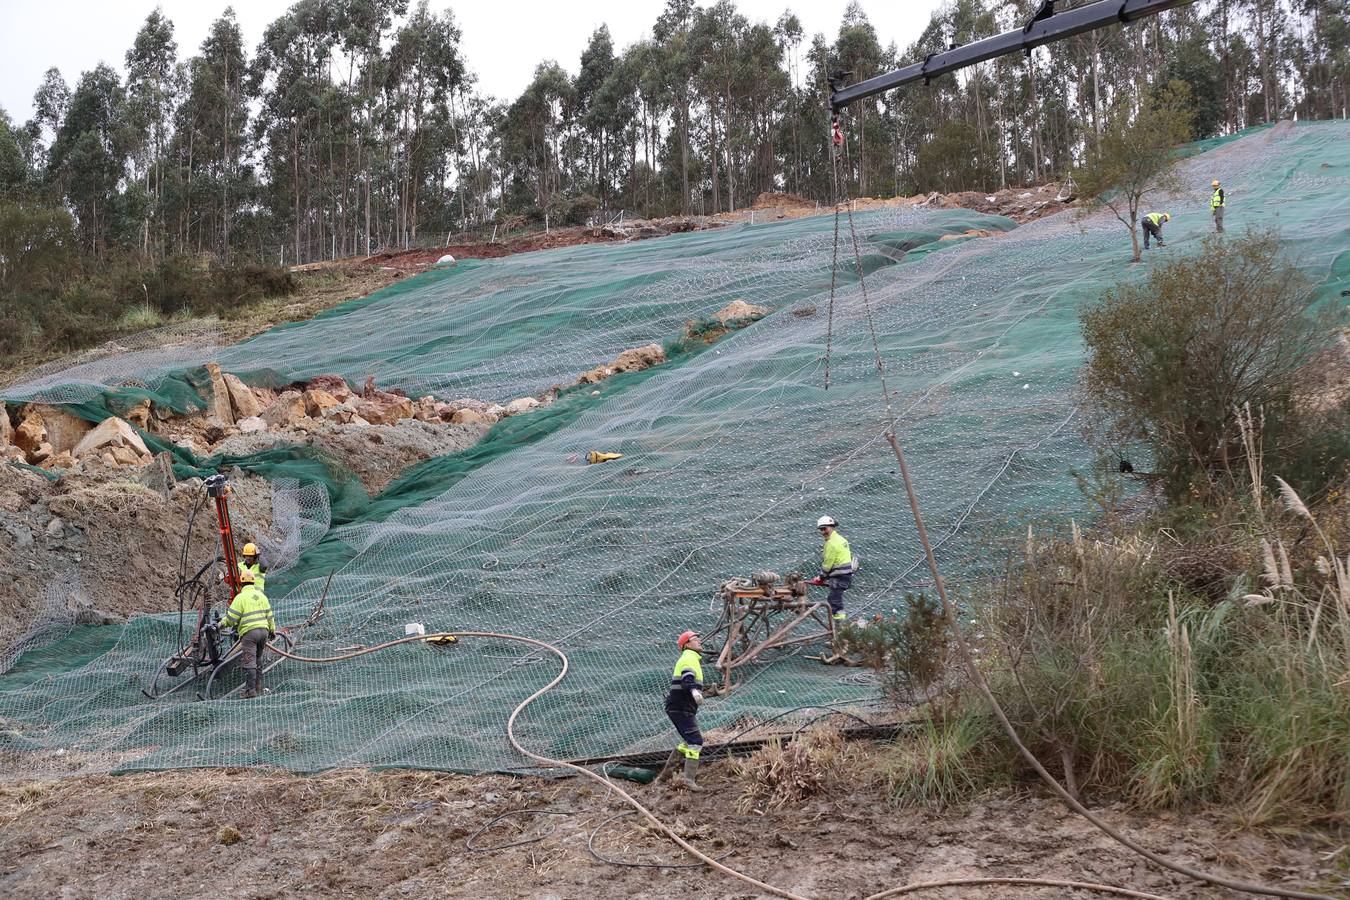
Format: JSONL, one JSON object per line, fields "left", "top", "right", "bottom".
{"left": 239, "top": 541, "right": 267, "bottom": 592}
{"left": 1210, "top": 180, "right": 1225, "bottom": 233}
{"left": 1142, "top": 212, "right": 1170, "bottom": 249}
{"left": 812, "top": 515, "right": 857, "bottom": 622}
{"left": 223, "top": 569, "right": 276, "bottom": 699}
{"left": 665, "top": 630, "right": 706, "bottom": 791}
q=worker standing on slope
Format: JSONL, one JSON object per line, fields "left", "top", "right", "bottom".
{"left": 664, "top": 630, "right": 706, "bottom": 791}
{"left": 1141, "top": 212, "right": 1170, "bottom": 249}
{"left": 1210, "top": 180, "right": 1225, "bottom": 233}
{"left": 223, "top": 569, "right": 276, "bottom": 699}
{"left": 813, "top": 516, "right": 857, "bottom": 622}
{"left": 239, "top": 541, "right": 267, "bottom": 592}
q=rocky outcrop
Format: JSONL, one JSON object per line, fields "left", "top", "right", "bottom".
{"left": 503, "top": 397, "right": 540, "bottom": 417}
{"left": 712, "top": 299, "right": 771, "bottom": 324}
{"left": 262, "top": 390, "right": 307, "bottom": 428}
{"left": 578, "top": 343, "right": 668, "bottom": 385}
{"left": 222, "top": 373, "right": 264, "bottom": 420}
{"left": 203, "top": 363, "right": 235, "bottom": 424}
{"left": 20, "top": 405, "right": 94, "bottom": 456}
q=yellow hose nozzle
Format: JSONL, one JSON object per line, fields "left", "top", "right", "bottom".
{"left": 587, "top": 451, "right": 623, "bottom": 465}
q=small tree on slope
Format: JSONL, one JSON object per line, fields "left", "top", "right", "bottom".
{"left": 1075, "top": 81, "right": 1195, "bottom": 263}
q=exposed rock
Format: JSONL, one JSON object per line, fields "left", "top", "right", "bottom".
{"left": 712, "top": 299, "right": 771, "bottom": 324}
{"left": 938, "top": 228, "right": 998, "bottom": 241}
{"left": 23, "top": 405, "right": 94, "bottom": 455}
{"left": 125, "top": 399, "right": 152, "bottom": 430}
{"left": 137, "top": 451, "right": 177, "bottom": 498}
{"left": 29, "top": 442, "right": 54, "bottom": 464}
{"left": 305, "top": 375, "right": 353, "bottom": 400}
{"left": 436, "top": 253, "right": 457, "bottom": 266}
{"left": 45, "top": 517, "right": 64, "bottom": 538}
{"left": 451, "top": 408, "right": 497, "bottom": 426}
{"left": 262, "top": 391, "right": 306, "bottom": 428}
{"left": 203, "top": 362, "right": 235, "bottom": 424}
{"left": 0, "top": 402, "right": 13, "bottom": 447}
{"left": 303, "top": 388, "right": 341, "bottom": 418}
{"left": 613, "top": 343, "right": 665, "bottom": 372}
{"left": 39, "top": 451, "right": 78, "bottom": 471}
{"left": 14, "top": 415, "right": 44, "bottom": 456}
{"left": 414, "top": 396, "right": 440, "bottom": 422}
{"left": 354, "top": 397, "right": 414, "bottom": 426}
{"left": 237, "top": 416, "right": 267, "bottom": 434}
{"left": 223, "top": 373, "right": 264, "bottom": 420}
{"left": 73, "top": 417, "right": 151, "bottom": 460}
{"left": 110, "top": 445, "right": 144, "bottom": 467}
{"left": 503, "top": 397, "right": 540, "bottom": 417}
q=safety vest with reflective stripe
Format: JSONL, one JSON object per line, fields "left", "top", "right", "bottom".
{"left": 1145, "top": 212, "right": 1165, "bottom": 227}
{"left": 823, "top": 531, "right": 856, "bottom": 576}
{"left": 238, "top": 561, "right": 265, "bottom": 592}
{"left": 1210, "top": 188, "right": 1224, "bottom": 209}
{"left": 671, "top": 648, "right": 703, "bottom": 689}
{"left": 223, "top": 584, "right": 275, "bottom": 637}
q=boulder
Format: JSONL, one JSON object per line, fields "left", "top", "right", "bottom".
{"left": 414, "top": 396, "right": 440, "bottom": 422}
{"left": 435, "top": 253, "right": 457, "bottom": 266}
{"left": 72, "top": 416, "right": 151, "bottom": 460}
{"left": 352, "top": 399, "right": 402, "bottom": 426}
{"left": 22, "top": 405, "right": 93, "bottom": 455}
{"left": 451, "top": 408, "right": 497, "bottom": 426}
{"left": 237, "top": 416, "right": 267, "bottom": 434}
{"left": 303, "top": 388, "right": 341, "bottom": 418}
{"left": 13, "top": 412, "right": 46, "bottom": 455}
{"left": 262, "top": 390, "right": 307, "bottom": 428}
{"left": 0, "top": 402, "right": 12, "bottom": 447}
{"left": 305, "top": 375, "right": 353, "bottom": 400}
{"left": 223, "top": 373, "right": 264, "bottom": 419}
{"left": 712, "top": 299, "right": 771, "bottom": 324}
{"left": 110, "top": 445, "right": 144, "bottom": 466}
{"left": 503, "top": 397, "right": 540, "bottom": 417}
{"left": 138, "top": 451, "right": 176, "bottom": 497}
{"left": 203, "top": 362, "right": 235, "bottom": 424}
{"left": 28, "top": 442, "right": 54, "bottom": 464}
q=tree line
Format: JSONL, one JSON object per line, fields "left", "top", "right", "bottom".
{"left": 0, "top": 0, "right": 1346, "bottom": 270}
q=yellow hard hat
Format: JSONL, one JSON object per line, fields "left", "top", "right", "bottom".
{"left": 242, "top": 542, "right": 258, "bottom": 557}
{"left": 237, "top": 568, "right": 256, "bottom": 584}
{"left": 1211, "top": 180, "right": 1220, "bottom": 187}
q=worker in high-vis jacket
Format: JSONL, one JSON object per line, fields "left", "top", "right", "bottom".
{"left": 239, "top": 542, "right": 267, "bottom": 592}
{"left": 222, "top": 568, "right": 276, "bottom": 699}
{"left": 814, "top": 515, "right": 857, "bottom": 622}
{"left": 1141, "top": 212, "right": 1170, "bottom": 249}
{"left": 1210, "top": 180, "right": 1225, "bottom": 233}
{"left": 664, "top": 630, "right": 706, "bottom": 790}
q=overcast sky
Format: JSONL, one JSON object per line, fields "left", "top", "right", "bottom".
{"left": 0, "top": 0, "right": 944, "bottom": 125}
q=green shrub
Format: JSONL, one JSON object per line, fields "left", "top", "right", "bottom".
{"left": 883, "top": 711, "right": 1009, "bottom": 809}
{"left": 837, "top": 592, "right": 947, "bottom": 702}
{"left": 1080, "top": 230, "right": 1326, "bottom": 500}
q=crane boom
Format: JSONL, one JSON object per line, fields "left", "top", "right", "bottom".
{"left": 829, "top": 0, "right": 1197, "bottom": 113}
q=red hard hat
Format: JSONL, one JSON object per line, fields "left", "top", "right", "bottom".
{"left": 677, "top": 630, "right": 698, "bottom": 650}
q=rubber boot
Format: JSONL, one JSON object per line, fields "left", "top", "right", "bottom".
{"left": 681, "top": 756, "right": 703, "bottom": 792}
{"left": 256, "top": 666, "right": 268, "bottom": 695}
{"left": 242, "top": 668, "right": 259, "bottom": 699}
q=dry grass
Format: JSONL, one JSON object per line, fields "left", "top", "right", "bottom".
{"left": 730, "top": 726, "right": 864, "bottom": 813}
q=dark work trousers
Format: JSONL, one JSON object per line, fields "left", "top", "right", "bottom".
{"left": 1213, "top": 206, "right": 1225, "bottom": 232}
{"left": 238, "top": 628, "right": 268, "bottom": 672}
{"left": 826, "top": 572, "right": 853, "bottom": 614}
{"left": 1142, "top": 218, "right": 1163, "bottom": 248}
{"left": 665, "top": 707, "right": 703, "bottom": 754}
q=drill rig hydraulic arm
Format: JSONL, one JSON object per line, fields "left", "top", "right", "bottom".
{"left": 828, "top": 0, "right": 1196, "bottom": 113}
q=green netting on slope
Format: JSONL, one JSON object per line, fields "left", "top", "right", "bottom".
{"left": 1, "top": 122, "right": 1347, "bottom": 778}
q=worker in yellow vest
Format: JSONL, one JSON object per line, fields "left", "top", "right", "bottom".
{"left": 664, "top": 630, "right": 706, "bottom": 790}
{"left": 810, "top": 515, "right": 857, "bottom": 622}
{"left": 239, "top": 542, "right": 266, "bottom": 592}
{"left": 1142, "top": 212, "right": 1170, "bottom": 249}
{"left": 1210, "top": 180, "right": 1225, "bottom": 233}
{"left": 222, "top": 569, "right": 276, "bottom": 699}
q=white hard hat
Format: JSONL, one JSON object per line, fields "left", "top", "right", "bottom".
{"left": 816, "top": 515, "right": 838, "bottom": 528}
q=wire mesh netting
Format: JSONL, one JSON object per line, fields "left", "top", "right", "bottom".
{"left": 1, "top": 121, "right": 1347, "bottom": 777}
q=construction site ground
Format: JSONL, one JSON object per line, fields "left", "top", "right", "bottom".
{"left": 0, "top": 754, "right": 1335, "bottom": 899}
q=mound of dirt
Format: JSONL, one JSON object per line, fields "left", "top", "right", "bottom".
{"left": 0, "top": 460, "right": 279, "bottom": 660}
